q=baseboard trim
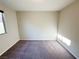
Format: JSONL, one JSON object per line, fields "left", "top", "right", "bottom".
{"left": 21, "top": 38, "right": 57, "bottom": 40}
{"left": 57, "top": 40, "right": 78, "bottom": 59}
{"left": 0, "top": 40, "right": 20, "bottom": 56}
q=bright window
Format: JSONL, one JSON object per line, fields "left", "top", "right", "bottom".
{"left": 0, "top": 10, "right": 6, "bottom": 34}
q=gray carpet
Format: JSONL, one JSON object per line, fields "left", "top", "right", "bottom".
{"left": 0, "top": 40, "right": 76, "bottom": 59}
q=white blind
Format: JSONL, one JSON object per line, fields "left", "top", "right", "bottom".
{"left": 0, "top": 10, "right": 6, "bottom": 34}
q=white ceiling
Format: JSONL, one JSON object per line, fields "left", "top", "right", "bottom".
{"left": 1, "top": 0, "right": 75, "bottom": 11}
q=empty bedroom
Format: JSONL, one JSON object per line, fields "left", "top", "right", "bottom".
{"left": 0, "top": 0, "right": 79, "bottom": 59}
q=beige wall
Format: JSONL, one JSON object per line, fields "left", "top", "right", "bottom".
{"left": 0, "top": 2, "right": 20, "bottom": 55}
{"left": 58, "top": 0, "right": 79, "bottom": 58}
{"left": 17, "top": 11, "right": 58, "bottom": 40}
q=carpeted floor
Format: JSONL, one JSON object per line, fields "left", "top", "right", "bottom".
{"left": 0, "top": 40, "right": 76, "bottom": 59}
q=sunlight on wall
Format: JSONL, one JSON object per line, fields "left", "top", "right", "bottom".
{"left": 57, "top": 34, "right": 71, "bottom": 46}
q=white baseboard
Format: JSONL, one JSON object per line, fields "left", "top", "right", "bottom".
{"left": 57, "top": 40, "right": 78, "bottom": 59}
{"left": 0, "top": 40, "right": 19, "bottom": 56}
{"left": 21, "top": 38, "right": 56, "bottom": 40}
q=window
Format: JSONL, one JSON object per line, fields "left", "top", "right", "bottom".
{"left": 0, "top": 10, "right": 6, "bottom": 34}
